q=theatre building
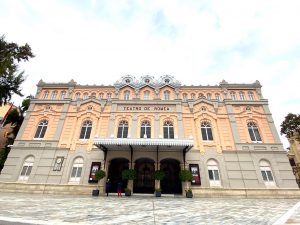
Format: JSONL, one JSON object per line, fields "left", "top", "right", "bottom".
{"left": 0, "top": 75, "right": 298, "bottom": 196}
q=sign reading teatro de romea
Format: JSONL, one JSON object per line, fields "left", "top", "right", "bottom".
{"left": 118, "top": 105, "right": 175, "bottom": 112}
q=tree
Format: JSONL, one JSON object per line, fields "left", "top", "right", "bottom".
{"left": 0, "top": 35, "right": 34, "bottom": 105}
{"left": 281, "top": 113, "right": 300, "bottom": 141}
{"left": 0, "top": 95, "right": 32, "bottom": 173}
{"left": 4, "top": 95, "right": 32, "bottom": 138}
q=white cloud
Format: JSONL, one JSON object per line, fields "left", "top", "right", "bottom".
{"left": 1, "top": 0, "right": 299, "bottom": 147}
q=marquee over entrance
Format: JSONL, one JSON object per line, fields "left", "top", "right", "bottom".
{"left": 94, "top": 138, "right": 194, "bottom": 167}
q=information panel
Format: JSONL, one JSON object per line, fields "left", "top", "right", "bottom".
{"left": 88, "top": 162, "right": 101, "bottom": 183}
{"left": 189, "top": 164, "right": 201, "bottom": 185}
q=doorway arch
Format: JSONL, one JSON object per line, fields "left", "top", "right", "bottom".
{"left": 133, "top": 158, "right": 155, "bottom": 193}
{"left": 160, "top": 158, "right": 182, "bottom": 194}
{"left": 107, "top": 158, "right": 129, "bottom": 192}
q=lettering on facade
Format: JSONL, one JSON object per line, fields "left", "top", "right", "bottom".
{"left": 119, "top": 105, "right": 174, "bottom": 112}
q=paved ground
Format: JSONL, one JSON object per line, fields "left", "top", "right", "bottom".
{"left": 0, "top": 192, "right": 299, "bottom": 225}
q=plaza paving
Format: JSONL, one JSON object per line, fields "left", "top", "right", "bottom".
{"left": 0, "top": 192, "right": 299, "bottom": 225}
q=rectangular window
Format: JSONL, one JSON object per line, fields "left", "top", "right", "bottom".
{"left": 71, "top": 167, "right": 77, "bottom": 177}
{"left": 208, "top": 170, "right": 214, "bottom": 180}
{"left": 201, "top": 128, "right": 207, "bottom": 141}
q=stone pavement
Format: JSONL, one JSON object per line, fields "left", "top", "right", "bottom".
{"left": 0, "top": 192, "right": 299, "bottom": 225}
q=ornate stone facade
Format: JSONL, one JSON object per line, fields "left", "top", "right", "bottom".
{"left": 0, "top": 75, "right": 297, "bottom": 195}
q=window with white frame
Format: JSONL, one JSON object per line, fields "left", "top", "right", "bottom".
{"left": 230, "top": 92, "right": 236, "bottom": 100}
{"left": 215, "top": 94, "right": 220, "bottom": 101}
{"left": 140, "top": 120, "right": 151, "bottom": 138}
{"left": 163, "top": 120, "right": 174, "bottom": 139}
{"left": 248, "top": 92, "right": 255, "bottom": 100}
{"left": 182, "top": 93, "right": 188, "bottom": 101}
{"left": 34, "top": 120, "right": 48, "bottom": 139}
{"left": 51, "top": 91, "right": 57, "bottom": 100}
{"left": 60, "top": 91, "right": 66, "bottom": 100}
{"left": 144, "top": 91, "right": 150, "bottom": 100}
{"left": 75, "top": 92, "right": 81, "bottom": 100}
{"left": 164, "top": 90, "right": 170, "bottom": 100}
{"left": 107, "top": 93, "right": 112, "bottom": 101}
{"left": 79, "top": 120, "right": 92, "bottom": 139}
{"left": 260, "top": 160, "right": 276, "bottom": 187}
{"left": 201, "top": 121, "right": 213, "bottom": 141}
{"left": 117, "top": 120, "right": 128, "bottom": 138}
{"left": 198, "top": 93, "right": 204, "bottom": 99}
{"left": 191, "top": 93, "right": 196, "bottom": 100}
{"left": 247, "top": 122, "right": 262, "bottom": 142}
{"left": 83, "top": 93, "right": 88, "bottom": 100}
{"left": 239, "top": 92, "right": 245, "bottom": 100}
{"left": 19, "top": 156, "right": 34, "bottom": 181}
{"left": 91, "top": 92, "right": 96, "bottom": 98}
{"left": 207, "top": 159, "right": 221, "bottom": 187}
{"left": 99, "top": 93, "right": 104, "bottom": 100}
{"left": 124, "top": 91, "right": 130, "bottom": 100}
{"left": 69, "top": 157, "right": 84, "bottom": 182}
{"left": 43, "top": 91, "right": 49, "bottom": 99}
{"left": 206, "top": 93, "right": 211, "bottom": 100}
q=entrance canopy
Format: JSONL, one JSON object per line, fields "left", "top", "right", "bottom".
{"left": 94, "top": 138, "right": 194, "bottom": 152}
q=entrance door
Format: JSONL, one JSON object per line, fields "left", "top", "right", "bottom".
{"left": 160, "top": 159, "right": 182, "bottom": 194}
{"left": 107, "top": 158, "right": 129, "bottom": 192}
{"left": 133, "top": 158, "right": 155, "bottom": 193}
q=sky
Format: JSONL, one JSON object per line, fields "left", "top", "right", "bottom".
{"left": 1, "top": 0, "right": 299, "bottom": 148}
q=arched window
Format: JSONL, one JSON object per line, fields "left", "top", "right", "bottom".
{"left": 206, "top": 93, "right": 211, "bottom": 100}
{"left": 60, "top": 91, "right": 66, "bottom": 100}
{"left": 248, "top": 92, "right": 255, "bottom": 100}
{"left": 260, "top": 160, "right": 276, "bottom": 187}
{"left": 215, "top": 94, "right": 220, "bottom": 101}
{"left": 51, "top": 91, "right": 57, "bottom": 100}
{"left": 207, "top": 159, "right": 221, "bottom": 187}
{"left": 191, "top": 93, "right": 196, "bottom": 100}
{"left": 43, "top": 91, "right": 49, "bottom": 99}
{"left": 124, "top": 91, "right": 130, "bottom": 100}
{"left": 198, "top": 93, "right": 204, "bottom": 99}
{"left": 79, "top": 120, "right": 92, "bottom": 139}
{"left": 69, "top": 157, "right": 84, "bottom": 182}
{"left": 117, "top": 120, "right": 128, "bottom": 138}
{"left": 144, "top": 91, "right": 150, "bottom": 100}
{"left": 164, "top": 90, "right": 170, "bottom": 100}
{"left": 230, "top": 92, "right": 236, "bottom": 100}
{"left": 201, "top": 121, "right": 213, "bottom": 141}
{"left": 99, "top": 93, "right": 104, "bottom": 100}
{"left": 182, "top": 93, "right": 188, "bottom": 101}
{"left": 107, "top": 93, "right": 112, "bottom": 101}
{"left": 239, "top": 92, "right": 245, "bottom": 100}
{"left": 247, "top": 122, "right": 262, "bottom": 142}
{"left": 75, "top": 92, "right": 81, "bottom": 100}
{"left": 34, "top": 120, "right": 48, "bottom": 139}
{"left": 83, "top": 92, "right": 88, "bottom": 100}
{"left": 140, "top": 120, "right": 151, "bottom": 138}
{"left": 19, "top": 156, "right": 34, "bottom": 181}
{"left": 91, "top": 92, "right": 96, "bottom": 98}
{"left": 163, "top": 120, "right": 174, "bottom": 139}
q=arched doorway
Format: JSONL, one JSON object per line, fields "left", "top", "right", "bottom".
{"left": 160, "top": 159, "right": 182, "bottom": 194}
{"left": 133, "top": 158, "right": 155, "bottom": 193}
{"left": 107, "top": 158, "right": 129, "bottom": 192}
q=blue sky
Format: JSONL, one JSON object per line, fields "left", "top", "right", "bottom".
{"left": 1, "top": 0, "right": 299, "bottom": 147}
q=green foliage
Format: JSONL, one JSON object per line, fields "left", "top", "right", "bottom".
{"left": 4, "top": 95, "right": 32, "bottom": 138}
{"left": 95, "top": 170, "right": 106, "bottom": 181}
{"left": 154, "top": 170, "right": 165, "bottom": 180}
{"left": 122, "top": 169, "right": 136, "bottom": 180}
{"left": 179, "top": 169, "right": 193, "bottom": 182}
{"left": 281, "top": 113, "right": 300, "bottom": 140}
{"left": 0, "top": 35, "right": 34, "bottom": 105}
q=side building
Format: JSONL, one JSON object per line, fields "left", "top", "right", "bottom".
{"left": 0, "top": 75, "right": 298, "bottom": 196}
{"left": 287, "top": 134, "right": 300, "bottom": 187}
